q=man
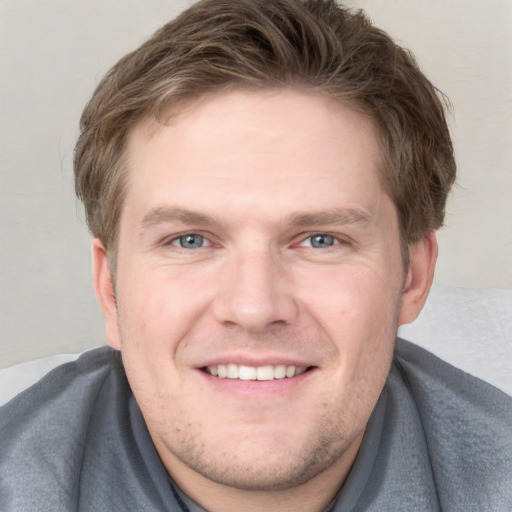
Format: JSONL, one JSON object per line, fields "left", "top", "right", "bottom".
{"left": 1, "top": 0, "right": 510, "bottom": 510}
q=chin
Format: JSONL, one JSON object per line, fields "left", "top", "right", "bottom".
{"left": 161, "top": 419, "right": 355, "bottom": 492}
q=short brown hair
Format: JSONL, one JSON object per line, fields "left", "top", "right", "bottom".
{"left": 74, "top": 0, "right": 456, "bottom": 269}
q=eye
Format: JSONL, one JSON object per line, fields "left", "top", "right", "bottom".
{"left": 301, "top": 234, "right": 338, "bottom": 249}
{"left": 170, "top": 233, "right": 210, "bottom": 249}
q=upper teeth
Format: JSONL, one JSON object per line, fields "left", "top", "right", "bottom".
{"left": 206, "top": 364, "right": 308, "bottom": 381}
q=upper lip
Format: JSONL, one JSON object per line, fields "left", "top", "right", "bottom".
{"left": 196, "top": 352, "right": 316, "bottom": 369}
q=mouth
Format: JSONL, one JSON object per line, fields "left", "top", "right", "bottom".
{"left": 203, "top": 363, "right": 313, "bottom": 381}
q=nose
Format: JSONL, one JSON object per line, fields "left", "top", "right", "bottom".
{"left": 212, "top": 248, "right": 299, "bottom": 332}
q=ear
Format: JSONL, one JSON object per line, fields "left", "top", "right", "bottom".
{"left": 91, "top": 238, "right": 121, "bottom": 349}
{"left": 398, "top": 231, "right": 438, "bottom": 326}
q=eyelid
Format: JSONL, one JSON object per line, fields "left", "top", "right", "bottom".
{"left": 158, "top": 230, "right": 349, "bottom": 249}
{"left": 297, "top": 232, "right": 347, "bottom": 247}
{"left": 172, "top": 235, "right": 211, "bottom": 248}
{"left": 161, "top": 231, "right": 214, "bottom": 248}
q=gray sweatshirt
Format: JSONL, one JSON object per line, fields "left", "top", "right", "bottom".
{"left": 1, "top": 339, "right": 511, "bottom": 511}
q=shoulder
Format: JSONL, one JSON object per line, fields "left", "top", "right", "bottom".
{"left": 0, "top": 346, "right": 124, "bottom": 426}
{"left": 393, "top": 337, "right": 511, "bottom": 417}
{"left": 0, "top": 347, "right": 128, "bottom": 510}
{"left": 392, "top": 338, "right": 512, "bottom": 508}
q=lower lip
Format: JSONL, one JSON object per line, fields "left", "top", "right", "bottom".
{"left": 196, "top": 367, "right": 316, "bottom": 398}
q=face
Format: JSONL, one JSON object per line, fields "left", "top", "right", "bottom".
{"left": 93, "top": 89, "right": 434, "bottom": 498}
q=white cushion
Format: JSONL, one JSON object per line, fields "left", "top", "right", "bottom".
{"left": 0, "top": 353, "right": 82, "bottom": 406}
{"left": 398, "top": 285, "right": 512, "bottom": 396}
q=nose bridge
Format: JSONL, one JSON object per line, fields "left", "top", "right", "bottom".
{"left": 213, "top": 243, "right": 297, "bottom": 331}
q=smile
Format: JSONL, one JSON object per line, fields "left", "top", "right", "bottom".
{"left": 204, "top": 364, "right": 310, "bottom": 381}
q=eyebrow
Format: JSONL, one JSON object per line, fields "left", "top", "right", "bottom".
{"left": 140, "top": 206, "right": 372, "bottom": 230}
{"left": 140, "top": 207, "right": 222, "bottom": 229}
{"left": 287, "top": 208, "right": 372, "bottom": 227}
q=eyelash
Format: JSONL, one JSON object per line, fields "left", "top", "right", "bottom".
{"left": 298, "top": 233, "right": 344, "bottom": 249}
{"left": 166, "top": 233, "right": 212, "bottom": 249}
{"left": 162, "top": 232, "right": 346, "bottom": 250}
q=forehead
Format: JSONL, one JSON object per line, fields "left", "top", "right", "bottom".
{"left": 135, "top": 89, "right": 380, "bottom": 157}
{"left": 123, "top": 89, "right": 386, "bottom": 223}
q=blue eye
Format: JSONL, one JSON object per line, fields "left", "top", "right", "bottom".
{"left": 173, "top": 234, "right": 206, "bottom": 249}
{"left": 307, "top": 234, "right": 336, "bottom": 248}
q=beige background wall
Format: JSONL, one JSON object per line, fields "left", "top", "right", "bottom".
{"left": 351, "top": 0, "right": 512, "bottom": 289}
{"left": 1, "top": 0, "right": 511, "bottom": 368}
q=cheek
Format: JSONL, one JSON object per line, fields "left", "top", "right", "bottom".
{"left": 115, "top": 274, "right": 190, "bottom": 404}
{"left": 114, "top": 263, "right": 218, "bottom": 374}
{"left": 301, "top": 263, "right": 400, "bottom": 327}
{"left": 118, "top": 264, "right": 193, "bottom": 323}
{"left": 299, "top": 264, "right": 400, "bottom": 373}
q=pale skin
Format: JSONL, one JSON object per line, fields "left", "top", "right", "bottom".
{"left": 93, "top": 89, "right": 437, "bottom": 512}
